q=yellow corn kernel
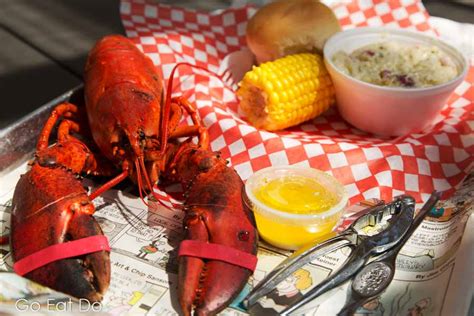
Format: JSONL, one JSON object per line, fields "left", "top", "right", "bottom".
{"left": 237, "top": 53, "right": 336, "bottom": 131}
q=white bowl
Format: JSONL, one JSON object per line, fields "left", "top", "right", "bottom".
{"left": 323, "top": 27, "right": 469, "bottom": 136}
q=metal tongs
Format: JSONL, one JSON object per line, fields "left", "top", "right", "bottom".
{"left": 245, "top": 192, "right": 441, "bottom": 315}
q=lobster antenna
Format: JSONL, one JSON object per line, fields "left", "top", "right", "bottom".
{"left": 135, "top": 158, "right": 150, "bottom": 207}
{"left": 159, "top": 62, "right": 221, "bottom": 155}
{"left": 139, "top": 156, "right": 157, "bottom": 197}
{"left": 135, "top": 157, "right": 174, "bottom": 210}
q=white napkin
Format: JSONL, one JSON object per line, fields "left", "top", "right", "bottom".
{"left": 430, "top": 16, "right": 474, "bottom": 64}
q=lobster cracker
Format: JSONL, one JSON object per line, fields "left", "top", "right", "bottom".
{"left": 245, "top": 192, "right": 441, "bottom": 315}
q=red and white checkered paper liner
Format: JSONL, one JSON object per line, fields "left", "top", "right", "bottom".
{"left": 120, "top": 0, "right": 473, "bottom": 207}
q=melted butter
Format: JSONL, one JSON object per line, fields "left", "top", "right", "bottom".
{"left": 255, "top": 175, "right": 338, "bottom": 214}
{"left": 252, "top": 175, "right": 341, "bottom": 250}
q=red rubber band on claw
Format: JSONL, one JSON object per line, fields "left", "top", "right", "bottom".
{"left": 178, "top": 240, "right": 257, "bottom": 271}
{"left": 13, "top": 235, "right": 110, "bottom": 276}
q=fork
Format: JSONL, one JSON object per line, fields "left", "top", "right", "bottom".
{"left": 217, "top": 48, "right": 255, "bottom": 88}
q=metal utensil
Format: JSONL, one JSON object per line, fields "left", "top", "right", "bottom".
{"left": 337, "top": 191, "right": 441, "bottom": 315}
{"left": 245, "top": 192, "right": 440, "bottom": 315}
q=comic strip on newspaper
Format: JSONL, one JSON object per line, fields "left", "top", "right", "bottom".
{"left": 0, "top": 163, "right": 472, "bottom": 315}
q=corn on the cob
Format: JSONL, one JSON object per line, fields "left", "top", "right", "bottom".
{"left": 237, "top": 53, "right": 335, "bottom": 131}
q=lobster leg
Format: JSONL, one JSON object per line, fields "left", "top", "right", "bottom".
{"left": 167, "top": 103, "right": 183, "bottom": 135}
{"left": 162, "top": 100, "right": 208, "bottom": 165}
{"left": 169, "top": 97, "right": 209, "bottom": 149}
{"left": 89, "top": 170, "right": 129, "bottom": 201}
{"left": 157, "top": 95, "right": 210, "bottom": 179}
{"left": 170, "top": 126, "right": 204, "bottom": 139}
{"left": 54, "top": 106, "right": 117, "bottom": 178}
{"left": 37, "top": 102, "right": 78, "bottom": 151}
{"left": 160, "top": 64, "right": 214, "bottom": 155}
{"left": 37, "top": 105, "right": 115, "bottom": 178}
{"left": 58, "top": 119, "right": 81, "bottom": 142}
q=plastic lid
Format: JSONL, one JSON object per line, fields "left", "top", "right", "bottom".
{"left": 245, "top": 166, "right": 348, "bottom": 221}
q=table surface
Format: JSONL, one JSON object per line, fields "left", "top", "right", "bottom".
{"left": 0, "top": 1, "right": 472, "bottom": 314}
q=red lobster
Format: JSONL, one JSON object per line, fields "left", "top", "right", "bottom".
{"left": 10, "top": 35, "right": 257, "bottom": 315}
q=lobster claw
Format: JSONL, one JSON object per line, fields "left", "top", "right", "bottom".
{"left": 177, "top": 162, "right": 258, "bottom": 316}
{"left": 178, "top": 208, "right": 257, "bottom": 316}
{"left": 11, "top": 166, "right": 111, "bottom": 302}
{"left": 44, "top": 212, "right": 111, "bottom": 302}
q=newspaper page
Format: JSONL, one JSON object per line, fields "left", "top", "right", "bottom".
{"left": 0, "top": 163, "right": 472, "bottom": 315}
{"left": 246, "top": 175, "right": 473, "bottom": 316}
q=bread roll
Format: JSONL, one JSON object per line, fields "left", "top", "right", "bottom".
{"left": 246, "top": 0, "right": 341, "bottom": 64}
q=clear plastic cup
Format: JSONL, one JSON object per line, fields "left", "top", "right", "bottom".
{"left": 245, "top": 166, "right": 348, "bottom": 250}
